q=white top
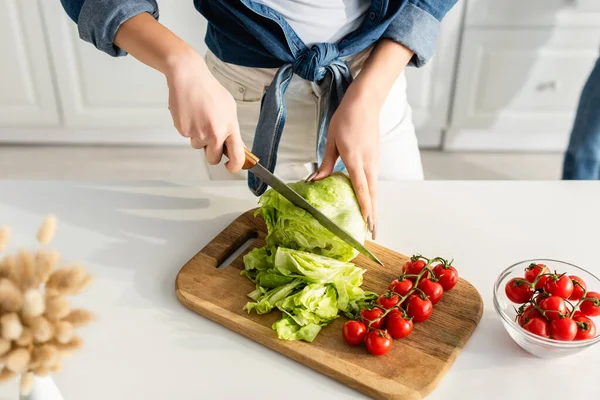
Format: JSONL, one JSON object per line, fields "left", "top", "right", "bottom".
{"left": 0, "top": 181, "right": 599, "bottom": 400}
{"left": 257, "top": 0, "right": 371, "bottom": 45}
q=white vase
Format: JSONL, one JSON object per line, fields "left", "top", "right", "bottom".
{"left": 19, "top": 376, "right": 64, "bottom": 400}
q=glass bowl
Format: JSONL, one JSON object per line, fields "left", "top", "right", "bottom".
{"left": 493, "top": 259, "right": 600, "bottom": 358}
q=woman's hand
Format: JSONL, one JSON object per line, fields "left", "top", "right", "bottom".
{"left": 310, "top": 86, "right": 380, "bottom": 238}
{"left": 165, "top": 53, "right": 245, "bottom": 172}
{"left": 113, "top": 12, "right": 245, "bottom": 172}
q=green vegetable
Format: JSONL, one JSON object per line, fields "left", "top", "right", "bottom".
{"left": 242, "top": 174, "right": 374, "bottom": 342}
{"left": 257, "top": 172, "right": 366, "bottom": 262}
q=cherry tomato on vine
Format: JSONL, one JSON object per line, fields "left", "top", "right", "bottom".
{"left": 342, "top": 320, "right": 367, "bottom": 346}
{"left": 539, "top": 296, "right": 568, "bottom": 321}
{"left": 377, "top": 293, "right": 401, "bottom": 309}
{"left": 573, "top": 315, "right": 597, "bottom": 341}
{"left": 550, "top": 317, "right": 577, "bottom": 341}
{"left": 544, "top": 274, "right": 574, "bottom": 299}
{"left": 523, "top": 318, "right": 550, "bottom": 338}
{"left": 360, "top": 307, "right": 385, "bottom": 329}
{"left": 568, "top": 275, "right": 587, "bottom": 301}
{"left": 389, "top": 278, "right": 413, "bottom": 297}
{"left": 524, "top": 263, "right": 549, "bottom": 289}
{"left": 418, "top": 278, "right": 444, "bottom": 305}
{"left": 404, "top": 259, "right": 427, "bottom": 277}
{"left": 365, "top": 330, "right": 393, "bottom": 356}
{"left": 517, "top": 305, "right": 543, "bottom": 326}
{"left": 432, "top": 264, "right": 458, "bottom": 291}
{"left": 580, "top": 292, "right": 600, "bottom": 317}
{"left": 505, "top": 278, "right": 534, "bottom": 304}
{"left": 405, "top": 294, "right": 433, "bottom": 323}
{"left": 572, "top": 310, "right": 585, "bottom": 319}
{"left": 386, "top": 309, "right": 413, "bottom": 339}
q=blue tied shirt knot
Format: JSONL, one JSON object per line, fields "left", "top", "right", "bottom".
{"left": 292, "top": 43, "right": 341, "bottom": 82}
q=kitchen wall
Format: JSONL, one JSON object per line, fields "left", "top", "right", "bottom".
{"left": 1, "top": 0, "right": 599, "bottom": 152}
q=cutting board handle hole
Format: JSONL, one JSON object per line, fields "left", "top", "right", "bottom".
{"left": 216, "top": 231, "right": 258, "bottom": 269}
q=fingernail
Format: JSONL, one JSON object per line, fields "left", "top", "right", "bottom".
{"left": 372, "top": 223, "right": 377, "bottom": 240}
{"left": 366, "top": 216, "right": 374, "bottom": 233}
{"left": 305, "top": 171, "right": 318, "bottom": 182}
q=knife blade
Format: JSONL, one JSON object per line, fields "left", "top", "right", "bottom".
{"left": 224, "top": 146, "right": 384, "bottom": 266}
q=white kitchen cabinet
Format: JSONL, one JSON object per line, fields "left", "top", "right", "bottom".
{"left": 445, "top": 29, "right": 600, "bottom": 151}
{"left": 406, "top": 1, "right": 463, "bottom": 148}
{"left": 0, "top": 0, "right": 59, "bottom": 127}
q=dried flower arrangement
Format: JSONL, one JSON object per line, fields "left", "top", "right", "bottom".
{"left": 0, "top": 215, "right": 94, "bottom": 396}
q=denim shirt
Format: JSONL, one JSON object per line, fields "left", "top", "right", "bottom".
{"left": 61, "top": 0, "right": 457, "bottom": 195}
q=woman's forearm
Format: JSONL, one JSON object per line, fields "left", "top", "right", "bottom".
{"left": 113, "top": 12, "right": 202, "bottom": 75}
{"left": 350, "top": 39, "right": 414, "bottom": 107}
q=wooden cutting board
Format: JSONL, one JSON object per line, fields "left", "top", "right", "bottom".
{"left": 175, "top": 210, "right": 483, "bottom": 400}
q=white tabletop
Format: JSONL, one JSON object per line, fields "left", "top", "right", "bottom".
{"left": 0, "top": 181, "right": 598, "bottom": 400}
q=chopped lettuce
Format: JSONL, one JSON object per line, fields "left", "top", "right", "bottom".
{"left": 277, "top": 283, "right": 339, "bottom": 326}
{"left": 272, "top": 318, "right": 322, "bottom": 342}
{"left": 243, "top": 280, "right": 303, "bottom": 315}
{"left": 257, "top": 173, "right": 367, "bottom": 262}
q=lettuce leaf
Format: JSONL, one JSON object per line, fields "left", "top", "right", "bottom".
{"left": 243, "top": 280, "right": 303, "bottom": 315}
{"left": 272, "top": 318, "right": 322, "bottom": 342}
{"left": 257, "top": 173, "right": 367, "bottom": 262}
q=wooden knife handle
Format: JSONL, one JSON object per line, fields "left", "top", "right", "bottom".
{"left": 223, "top": 145, "right": 259, "bottom": 170}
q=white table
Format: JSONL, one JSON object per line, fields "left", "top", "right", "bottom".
{"left": 0, "top": 181, "right": 598, "bottom": 400}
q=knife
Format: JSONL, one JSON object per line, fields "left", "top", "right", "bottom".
{"left": 224, "top": 146, "right": 384, "bottom": 266}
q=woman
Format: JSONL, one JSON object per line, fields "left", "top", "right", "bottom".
{"left": 60, "top": 0, "right": 457, "bottom": 239}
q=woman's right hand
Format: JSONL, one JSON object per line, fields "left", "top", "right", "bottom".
{"left": 165, "top": 52, "right": 245, "bottom": 173}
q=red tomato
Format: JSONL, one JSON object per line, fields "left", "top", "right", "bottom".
{"left": 539, "top": 296, "right": 568, "bottom": 321}
{"left": 505, "top": 278, "right": 534, "bottom": 304}
{"left": 572, "top": 310, "right": 585, "bottom": 319}
{"left": 389, "top": 278, "right": 414, "bottom": 297}
{"left": 365, "top": 330, "right": 393, "bottom": 356}
{"left": 360, "top": 307, "right": 385, "bottom": 329}
{"left": 573, "top": 315, "right": 597, "bottom": 341}
{"left": 386, "top": 309, "right": 413, "bottom": 339}
{"left": 517, "top": 305, "right": 544, "bottom": 326}
{"left": 550, "top": 317, "right": 578, "bottom": 341}
{"left": 523, "top": 318, "right": 550, "bottom": 338}
{"left": 376, "top": 293, "right": 401, "bottom": 309}
{"left": 342, "top": 320, "right": 367, "bottom": 346}
{"left": 568, "top": 276, "right": 587, "bottom": 301}
{"left": 432, "top": 264, "right": 458, "bottom": 291}
{"left": 418, "top": 278, "right": 444, "bottom": 305}
{"left": 580, "top": 292, "right": 600, "bottom": 317}
{"left": 544, "top": 274, "right": 574, "bottom": 299}
{"left": 405, "top": 294, "right": 433, "bottom": 323}
{"left": 524, "top": 263, "right": 549, "bottom": 289}
{"left": 405, "top": 259, "right": 427, "bottom": 277}
{"left": 535, "top": 292, "right": 550, "bottom": 305}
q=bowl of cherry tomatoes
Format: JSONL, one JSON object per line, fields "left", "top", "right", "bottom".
{"left": 493, "top": 259, "right": 600, "bottom": 358}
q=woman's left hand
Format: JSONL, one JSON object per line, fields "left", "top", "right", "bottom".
{"left": 309, "top": 85, "right": 380, "bottom": 239}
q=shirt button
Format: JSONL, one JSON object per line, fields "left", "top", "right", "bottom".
{"left": 238, "top": 87, "right": 245, "bottom": 93}
{"left": 369, "top": 12, "right": 376, "bottom": 20}
{"left": 340, "top": 39, "right": 348, "bottom": 44}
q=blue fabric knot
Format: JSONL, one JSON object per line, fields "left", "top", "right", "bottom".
{"left": 292, "top": 43, "right": 340, "bottom": 82}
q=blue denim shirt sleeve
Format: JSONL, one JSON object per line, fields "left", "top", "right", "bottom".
{"left": 60, "top": 0, "right": 159, "bottom": 57}
{"left": 382, "top": 0, "right": 458, "bottom": 67}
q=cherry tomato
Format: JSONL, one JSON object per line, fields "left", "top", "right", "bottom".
{"left": 535, "top": 292, "right": 550, "bottom": 305}
{"left": 568, "top": 276, "right": 587, "bottom": 301}
{"left": 377, "top": 293, "right": 401, "bottom": 309}
{"left": 385, "top": 309, "right": 413, "bottom": 339}
{"left": 544, "top": 274, "right": 574, "bottom": 299}
{"left": 405, "top": 294, "right": 433, "bottom": 323}
{"left": 550, "top": 317, "right": 577, "bottom": 341}
{"left": 389, "top": 278, "right": 413, "bottom": 297}
{"left": 365, "top": 330, "right": 393, "bottom": 356}
{"left": 580, "top": 292, "right": 600, "bottom": 317}
{"left": 524, "top": 263, "right": 549, "bottom": 289}
{"left": 573, "top": 315, "right": 597, "bottom": 341}
{"left": 517, "top": 305, "right": 543, "bottom": 326}
{"left": 572, "top": 310, "right": 585, "bottom": 319}
{"left": 360, "top": 307, "right": 385, "bottom": 329}
{"left": 342, "top": 320, "right": 367, "bottom": 346}
{"left": 505, "top": 278, "right": 534, "bottom": 304}
{"left": 404, "top": 259, "right": 427, "bottom": 277}
{"left": 523, "top": 318, "right": 550, "bottom": 338}
{"left": 418, "top": 278, "right": 444, "bottom": 305}
{"left": 432, "top": 264, "right": 458, "bottom": 291}
{"left": 539, "top": 296, "right": 568, "bottom": 321}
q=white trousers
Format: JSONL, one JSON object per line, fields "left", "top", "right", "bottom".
{"left": 204, "top": 48, "right": 424, "bottom": 181}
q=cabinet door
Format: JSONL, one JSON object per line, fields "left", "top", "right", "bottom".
{"left": 0, "top": 0, "right": 59, "bottom": 127}
{"left": 40, "top": 1, "right": 207, "bottom": 133}
{"left": 446, "top": 29, "right": 600, "bottom": 151}
{"left": 405, "top": 2, "right": 463, "bottom": 148}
